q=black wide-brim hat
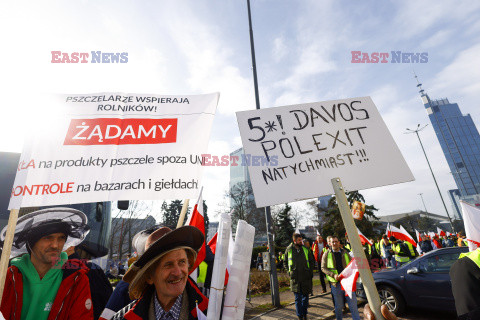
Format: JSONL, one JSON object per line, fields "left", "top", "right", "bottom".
{"left": 0, "top": 207, "right": 90, "bottom": 258}
{"left": 123, "top": 225, "right": 204, "bottom": 299}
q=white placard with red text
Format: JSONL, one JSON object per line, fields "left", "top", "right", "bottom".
{"left": 8, "top": 92, "right": 219, "bottom": 209}
{"left": 236, "top": 96, "right": 414, "bottom": 207}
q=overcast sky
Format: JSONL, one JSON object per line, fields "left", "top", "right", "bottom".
{"left": 1, "top": 0, "right": 480, "bottom": 225}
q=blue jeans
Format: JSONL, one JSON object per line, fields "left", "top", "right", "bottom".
{"left": 331, "top": 283, "right": 360, "bottom": 320}
{"left": 294, "top": 292, "right": 309, "bottom": 317}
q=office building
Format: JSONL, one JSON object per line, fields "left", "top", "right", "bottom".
{"left": 417, "top": 77, "right": 480, "bottom": 218}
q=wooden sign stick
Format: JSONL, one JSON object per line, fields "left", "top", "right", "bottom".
{"left": 331, "top": 178, "right": 385, "bottom": 320}
{"left": 176, "top": 199, "right": 190, "bottom": 228}
{"left": 0, "top": 209, "right": 19, "bottom": 300}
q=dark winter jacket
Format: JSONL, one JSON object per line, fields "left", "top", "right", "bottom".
{"left": 1, "top": 258, "right": 94, "bottom": 320}
{"left": 450, "top": 253, "right": 480, "bottom": 319}
{"left": 69, "top": 253, "right": 113, "bottom": 320}
{"left": 285, "top": 243, "right": 315, "bottom": 295}
{"left": 419, "top": 240, "right": 433, "bottom": 254}
{"left": 112, "top": 277, "right": 208, "bottom": 320}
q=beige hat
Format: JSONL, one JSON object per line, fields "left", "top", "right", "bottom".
{"left": 123, "top": 226, "right": 204, "bottom": 299}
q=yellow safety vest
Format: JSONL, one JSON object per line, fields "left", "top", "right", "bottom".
{"left": 393, "top": 243, "right": 410, "bottom": 263}
{"left": 459, "top": 248, "right": 480, "bottom": 269}
{"left": 197, "top": 261, "right": 208, "bottom": 285}
{"left": 287, "top": 246, "right": 310, "bottom": 272}
{"left": 325, "top": 251, "right": 350, "bottom": 283}
{"left": 404, "top": 241, "right": 415, "bottom": 257}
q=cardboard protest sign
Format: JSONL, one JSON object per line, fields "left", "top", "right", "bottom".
{"left": 9, "top": 92, "right": 219, "bottom": 209}
{"left": 236, "top": 96, "right": 414, "bottom": 207}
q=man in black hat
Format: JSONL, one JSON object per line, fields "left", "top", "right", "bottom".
{"left": 113, "top": 226, "right": 208, "bottom": 320}
{"left": 0, "top": 207, "right": 93, "bottom": 320}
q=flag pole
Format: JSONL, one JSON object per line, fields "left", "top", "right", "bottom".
{"left": 0, "top": 209, "right": 19, "bottom": 299}
{"left": 331, "top": 178, "right": 385, "bottom": 320}
{"left": 246, "top": 0, "right": 281, "bottom": 307}
{"left": 177, "top": 199, "right": 190, "bottom": 228}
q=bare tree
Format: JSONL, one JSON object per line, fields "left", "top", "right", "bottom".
{"left": 225, "top": 181, "right": 266, "bottom": 233}
{"left": 109, "top": 201, "right": 155, "bottom": 261}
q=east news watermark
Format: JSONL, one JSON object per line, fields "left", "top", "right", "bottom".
{"left": 351, "top": 51, "right": 428, "bottom": 63}
{"left": 51, "top": 51, "right": 128, "bottom": 63}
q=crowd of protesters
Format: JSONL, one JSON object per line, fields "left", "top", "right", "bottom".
{"left": 277, "top": 229, "right": 476, "bottom": 320}
{"left": 0, "top": 207, "right": 477, "bottom": 320}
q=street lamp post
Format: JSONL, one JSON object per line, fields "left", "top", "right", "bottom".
{"left": 246, "top": 0, "right": 281, "bottom": 307}
{"left": 418, "top": 192, "right": 428, "bottom": 216}
{"left": 406, "top": 124, "right": 456, "bottom": 233}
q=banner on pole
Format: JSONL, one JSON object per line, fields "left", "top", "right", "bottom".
{"left": 236, "top": 97, "right": 414, "bottom": 207}
{"left": 9, "top": 92, "right": 219, "bottom": 209}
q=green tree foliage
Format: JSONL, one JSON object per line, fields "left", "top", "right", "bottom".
{"left": 321, "top": 191, "right": 379, "bottom": 241}
{"left": 274, "top": 204, "right": 295, "bottom": 247}
{"left": 162, "top": 199, "right": 184, "bottom": 229}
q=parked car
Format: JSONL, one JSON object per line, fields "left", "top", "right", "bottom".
{"left": 356, "top": 246, "right": 468, "bottom": 315}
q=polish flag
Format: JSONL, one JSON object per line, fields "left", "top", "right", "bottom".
{"left": 437, "top": 227, "right": 446, "bottom": 237}
{"left": 186, "top": 188, "right": 206, "bottom": 272}
{"left": 415, "top": 229, "right": 422, "bottom": 242}
{"left": 446, "top": 231, "right": 452, "bottom": 237}
{"left": 428, "top": 231, "right": 436, "bottom": 239}
{"left": 357, "top": 228, "right": 373, "bottom": 245}
{"left": 461, "top": 201, "right": 480, "bottom": 251}
{"left": 338, "top": 259, "right": 360, "bottom": 299}
{"left": 196, "top": 303, "right": 207, "bottom": 320}
{"left": 387, "top": 224, "right": 417, "bottom": 247}
{"left": 399, "top": 225, "right": 417, "bottom": 247}
{"left": 386, "top": 223, "right": 390, "bottom": 236}
{"left": 208, "top": 232, "right": 218, "bottom": 254}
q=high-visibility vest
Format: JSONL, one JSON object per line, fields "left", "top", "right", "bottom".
{"left": 459, "top": 248, "right": 480, "bottom": 269}
{"left": 392, "top": 243, "right": 410, "bottom": 263}
{"left": 345, "top": 243, "right": 351, "bottom": 251}
{"left": 325, "top": 251, "right": 350, "bottom": 283}
{"left": 404, "top": 241, "right": 415, "bottom": 257}
{"left": 287, "top": 246, "right": 310, "bottom": 272}
{"left": 197, "top": 261, "right": 208, "bottom": 285}
{"left": 375, "top": 242, "right": 380, "bottom": 254}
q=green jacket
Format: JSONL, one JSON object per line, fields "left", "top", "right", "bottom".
{"left": 285, "top": 243, "right": 315, "bottom": 295}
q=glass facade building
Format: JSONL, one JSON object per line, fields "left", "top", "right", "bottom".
{"left": 417, "top": 79, "right": 480, "bottom": 218}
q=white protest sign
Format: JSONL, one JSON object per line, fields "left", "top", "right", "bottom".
{"left": 9, "top": 92, "right": 219, "bottom": 209}
{"left": 236, "top": 96, "right": 414, "bottom": 207}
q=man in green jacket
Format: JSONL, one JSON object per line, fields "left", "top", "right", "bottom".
{"left": 285, "top": 232, "right": 315, "bottom": 320}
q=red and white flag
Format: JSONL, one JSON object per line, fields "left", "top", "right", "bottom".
{"left": 461, "top": 201, "right": 480, "bottom": 251}
{"left": 387, "top": 224, "right": 417, "bottom": 247}
{"left": 428, "top": 231, "right": 436, "bottom": 239}
{"left": 186, "top": 188, "right": 206, "bottom": 272}
{"left": 357, "top": 228, "right": 373, "bottom": 245}
{"left": 399, "top": 225, "right": 417, "bottom": 247}
{"left": 338, "top": 259, "right": 360, "bottom": 298}
{"left": 196, "top": 303, "right": 207, "bottom": 320}
{"left": 415, "top": 229, "right": 422, "bottom": 242}
{"left": 437, "top": 227, "right": 446, "bottom": 237}
{"left": 208, "top": 232, "right": 218, "bottom": 254}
